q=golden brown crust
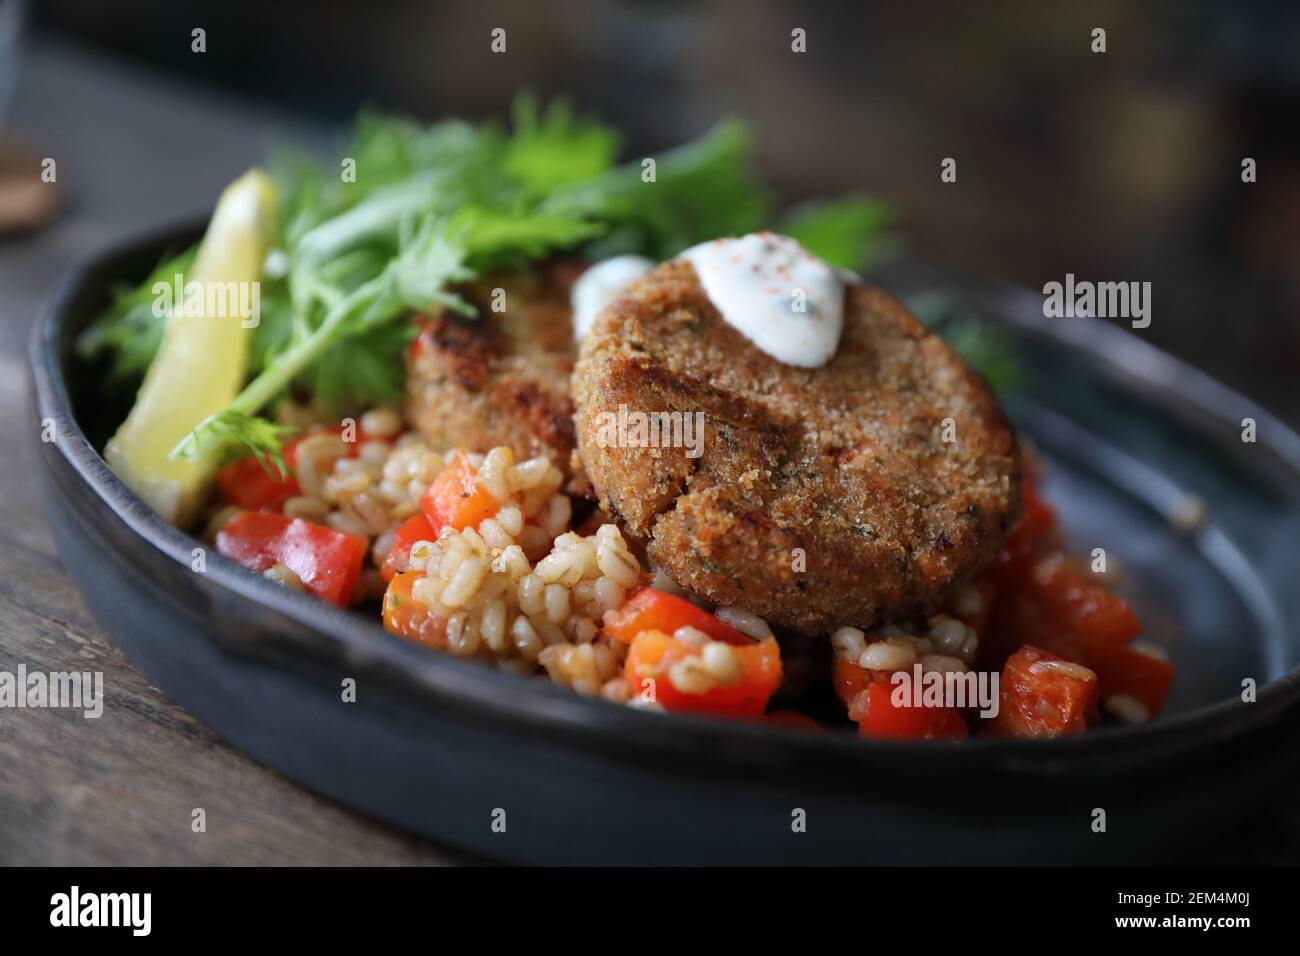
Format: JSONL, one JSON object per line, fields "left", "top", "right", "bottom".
{"left": 405, "top": 266, "right": 579, "bottom": 464}
{"left": 573, "top": 260, "right": 1021, "bottom": 635}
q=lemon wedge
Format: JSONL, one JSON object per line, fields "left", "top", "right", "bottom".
{"left": 105, "top": 168, "right": 277, "bottom": 527}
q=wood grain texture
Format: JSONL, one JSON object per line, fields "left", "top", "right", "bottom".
{"left": 0, "top": 36, "right": 1295, "bottom": 867}
{"left": 0, "top": 38, "right": 474, "bottom": 866}
{"left": 2, "top": 356, "right": 477, "bottom": 865}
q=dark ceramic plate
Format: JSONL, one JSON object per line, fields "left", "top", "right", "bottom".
{"left": 27, "top": 227, "right": 1300, "bottom": 865}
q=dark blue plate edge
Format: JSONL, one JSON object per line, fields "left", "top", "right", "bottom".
{"left": 24, "top": 221, "right": 1300, "bottom": 790}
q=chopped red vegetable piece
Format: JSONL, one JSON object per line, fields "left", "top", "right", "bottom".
{"left": 604, "top": 588, "right": 749, "bottom": 646}
{"left": 216, "top": 455, "right": 299, "bottom": 512}
{"left": 988, "top": 645, "right": 1098, "bottom": 737}
{"left": 623, "top": 630, "right": 782, "bottom": 716}
{"left": 215, "top": 424, "right": 386, "bottom": 513}
{"left": 420, "top": 450, "right": 500, "bottom": 532}
{"left": 380, "top": 512, "right": 437, "bottom": 582}
{"left": 1086, "top": 644, "right": 1174, "bottom": 720}
{"left": 833, "top": 658, "right": 877, "bottom": 708}
{"left": 382, "top": 571, "right": 449, "bottom": 649}
{"left": 851, "top": 681, "right": 969, "bottom": 741}
{"left": 216, "top": 511, "right": 367, "bottom": 606}
{"left": 1025, "top": 552, "right": 1141, "bottom": 652}
{"left": 992, "top": 476, "right": 1058, "bottom": 582}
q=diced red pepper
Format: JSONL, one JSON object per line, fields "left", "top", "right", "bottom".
{"left": 980, "top": 585, "right": 1055, "bottom": 672}
{"left": 1025, "top": 552, "right": 1141, "bottom": 652}
{"left": 380, "top": 512, "right": 438, "bottom": 582}
{"left": 1085, "top": 644, "right": 1174, "bottom": 719}
{"left": 980, "top": 549, "right": 1155, "bottom": 720}
{"left": 833, "top": 658, "right": 877, "bottom": 708}
{"left": 216, "top": 511, "right": 367, "bottom": 606}
{"left": 420, "top": 450, "right": 500, "bottom": 532}
{"left": 988, "top": 645, "right": 1098, "bottom": 737}
{"left": 992, "top": 476, "right": 1058, "bottom": 582}
{"left": 382, "top": 571, "right": 449, "bottom": 649}
{"left": 604, "top": 588, "right": 750, "bottom": 646}
{"left": 851, "top": 681, "right": 969, "bottom": 741}
{"left": 215, "top": 424, "right": 387, "bottom": 512}
{"left": 216, "top": 454, "right": 300, "bottom": 511}
{"left": 623, "top": 630, "right": 783, "bottom": 716}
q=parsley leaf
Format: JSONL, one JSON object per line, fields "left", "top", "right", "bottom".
{"left": 503, "top": 94, "right": 620, "bottom": 192}
{"left": 175, "top": 410, "right": 299, "bottom": 473}
{"left": 780, "top": 197, "right": 892, "bottom": 270}
{"left": 85, "top": 97, "right": 894, "bottom": 468}
{"left": 76, "top": 246, "right": 198, "bottom": 384}
{"left": 545, "top": 120, "right": 771, "bottom": 259}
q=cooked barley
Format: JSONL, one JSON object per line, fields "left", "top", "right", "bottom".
{"left": 715, "top": 605, "right": 774, "bottom": 641}
{"left": 831, "top": 626, "right": 869, "bottom": 662}
{"left": 263, "top": 562, "right": 305, "bottom": 590}
{"left": 859, "top": 638, "right": 917, "bottom": 672}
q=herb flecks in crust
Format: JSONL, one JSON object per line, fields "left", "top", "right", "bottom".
{"left": 573, "top": 260, "right": 1021, "bottom": 635}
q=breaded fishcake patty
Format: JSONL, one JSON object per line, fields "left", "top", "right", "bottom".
{"left": 406, "top": 265, "right": 579, "bottom": 464}
{"left": 573, "top": 260, "right": 1020, "bottom": 635}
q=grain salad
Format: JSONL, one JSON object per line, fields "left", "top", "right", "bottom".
{"left": 193, "top": 393, "right": 1172, "bottom": 740}
{"left": 203, "top": 409, "right": 785, "bottom": 711}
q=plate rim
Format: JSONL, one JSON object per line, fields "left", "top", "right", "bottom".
{"left": 27, "top": 221, "right": 1300, "bottom": 778}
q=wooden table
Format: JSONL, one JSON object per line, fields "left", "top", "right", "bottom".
{"left": 0, "top": 37, "right": 1295, "bottom": 866}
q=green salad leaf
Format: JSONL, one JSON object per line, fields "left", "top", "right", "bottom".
{"left": 940, "top": 320, "right": 1027, "bottom": 394}
{"left": 76, "top": 246, "right": 198, "bottom": 383}
{"left": 781, "top": 197, "right": 891, "bottom": 270}
{"left": 503, "top": 94, "right": 621, "bottom": 192}
{"left": 180, "top": 410, "right": 301, "bottom": 474}
{"left": 904, "top": 291, "right": 1027, "bottom": 393}
{"left": 542, "top": 120, "right": 772, "bottom": 259}
{"left": 82, "top": 97, "right": 894, "bottom": 465}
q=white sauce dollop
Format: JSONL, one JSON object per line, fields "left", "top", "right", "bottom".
{"left": 679, "top": 232, "right": 846, "bottom": 367}
{"left": 570, "top": 255, "right": 655, "bottom": 341}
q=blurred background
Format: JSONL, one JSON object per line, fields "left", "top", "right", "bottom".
{"left": 2, "top": 0, "right": 1299, "bottom": 420}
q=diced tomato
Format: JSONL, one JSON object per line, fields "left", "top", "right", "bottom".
{"left": 603, "top": 588, "right": 750, "bottom": 646}
{"left": 623, "top": 630, "right": 783, "bottom": 717}
{"left": 215, "top": 424, "right": 386, "bottom": 513}
{"left": 992, "top": 476, "right": 1058, "bottom": 582}
{"left": 380, "top": 512, "right": 437, "bottom": 582}
{"left": 215, "top": 428, "right": 323, "bottom": 511}
{"left": 988, "top": 645, "right": 1098, "bottom": 737}
{"left": 980, "top": 584, "right": 1056, "bottom": 671}
{"left": 833, "top": 658, "right": 877, "bottom": 708}
{"left": 382, "top": 571, "right": 449, "bottom": 649}
{"left": 761, "top": 711, "right": 825, "bottom": 732}
{"left": 216, "top": 454, "right": 299, "bottom": 511}
{"left": 216, "top": 512, "right": 367, "bottom": 606}
{"left": 983, "top": 554, "right": 1139, "bottom": 657}
{"left": 957, "top": 458, "right": 1169, "bottom": 729}
{"left": 1025, "top": 552, "right": 1140, "bottom": 652}
{"left": 420, "top": 450, "right": 500, "bottom": 532}
{"left": 851, "top": 681, "right": 969, "bottom": 741}
{"left": 1085, "top": 644, "right": 1174, "bottom": 719}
